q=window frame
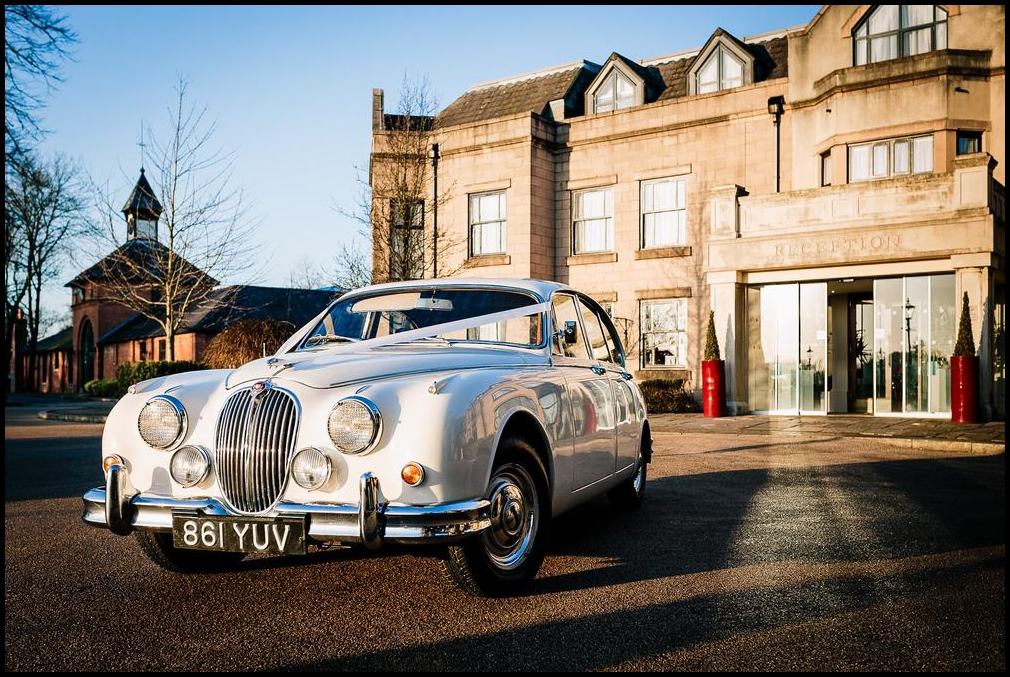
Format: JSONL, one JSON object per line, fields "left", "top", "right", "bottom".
{"left": 820, "top": 151, "right": 833, "bottom": 187}
{"left": 639, "top": 298, "right": 688, "bottom": 370}
{"left": 572, "top": 186, "right": 615, "bottom": 254}
{"left": 640, "top": 176, "right": 688, "bottom": 249}
{"left": 696, "top": 44, "right": 745, "bottom": 94}
{"left": 853, "top": 5, "right": 948, "bottom": 66}
{"left": 847, "top": 134, "right": 934, "bottom": 182}
{"left": 593, "top": 68, "right": 637, "bottom": 114}
{"left": 956, "top": 130, "right": 983, "bottom": 156}
{"left": 389, "top": 199, "right": 425, "bottom": 281}
{"left": 468, "top": 190, "right": 507, "bottom": 257}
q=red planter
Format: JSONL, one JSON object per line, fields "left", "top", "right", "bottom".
{"left": 702, "top": 359, "right": 725, "bottom": 418}
{"left": 950, "top": 355, "right": 978, "bottom": 424}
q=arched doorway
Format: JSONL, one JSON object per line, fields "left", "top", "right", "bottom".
{"left": 80, "top": 320, "right": 95, "bottom": 386}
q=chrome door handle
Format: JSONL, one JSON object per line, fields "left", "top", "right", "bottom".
{"left": 590, "top": 365, "right": 606, "bottom": 376}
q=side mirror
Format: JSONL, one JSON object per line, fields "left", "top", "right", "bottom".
{"left": 563, "top": 320, "right": 578, "bottom": 345}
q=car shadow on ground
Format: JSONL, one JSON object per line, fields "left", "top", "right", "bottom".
{"left": 285, "top": 453, "right": 1004, "bottom": 670}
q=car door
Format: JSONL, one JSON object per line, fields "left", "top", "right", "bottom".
{"left": 551, "top": 292, "right": 617, "bottom": 491}
{"left": 577, "top": 295, "right": 641, "bottom": 474}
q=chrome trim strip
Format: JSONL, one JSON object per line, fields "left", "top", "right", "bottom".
{"left": 82, "top": 476, "right": 491, "bottom": 545}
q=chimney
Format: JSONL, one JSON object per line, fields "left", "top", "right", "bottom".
{"left": 372, "top": 88, "right": 385, "bottom": 131}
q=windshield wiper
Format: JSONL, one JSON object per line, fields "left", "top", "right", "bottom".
{"left": 304, "top": 334, "right": 359, "bottom": 346}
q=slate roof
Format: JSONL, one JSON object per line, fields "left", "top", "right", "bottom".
{"left": 435, "top": 32, "right": 789, "bottom": 128}
{"left": 121, "top": 168, "right": 163, "bottom": 218}
{"left": 437, "top": 63, "right": 599, "bottom": 128}
{"left": 35, "top": 326, "right": 73, "bottom": 353}
{"left": 65, "top": 238, "right": 212, "bottom": 289}
{"left": 97, "top": 285, "right": 337, "bottom": 345}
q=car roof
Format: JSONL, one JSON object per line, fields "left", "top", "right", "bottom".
{"left": 345, "top": 278, "right": 571, "bottom": 302}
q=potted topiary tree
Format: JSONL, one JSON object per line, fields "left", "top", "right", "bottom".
{"left": 702, "top": 310, "right": 725, "bottom": 418}
{"left": 951, "top": 291, "right": 978, "bottom": 424}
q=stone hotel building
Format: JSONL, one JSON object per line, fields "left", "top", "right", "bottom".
{"left": 370, "top": 4, "right": 1005, "bottom": 419}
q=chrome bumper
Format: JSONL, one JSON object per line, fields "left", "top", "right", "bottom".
{"left": 82, "top": 465, "right": 491, "bottom": 548}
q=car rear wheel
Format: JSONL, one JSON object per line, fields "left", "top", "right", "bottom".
{"left": 135, "top": 530, "right": 246, "bottom": 573}
{"left": 607, "top": 441, "right": 647, "bottom": 510}
{"left": 442, "top": 438, "right": 550, "bottom": 596}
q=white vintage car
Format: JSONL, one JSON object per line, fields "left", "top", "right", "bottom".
{"left": 83, "top": 278, "right": 651, "bottom": 595}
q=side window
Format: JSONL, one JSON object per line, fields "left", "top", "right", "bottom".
{"left": 599, "top": 310, "right": 626, "bottom": 367}
{"left": 577, "top": 297, "right": 612, "bottom": 363}
{"left": 579, "top": 296, "right": 626, "bottom": 367}
{"left": 552, "top": 294, "right": 590, "bottom": 359}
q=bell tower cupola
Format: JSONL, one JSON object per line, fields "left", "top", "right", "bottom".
{"left": 122, "top": 168, "right": 162, "bottom": 240}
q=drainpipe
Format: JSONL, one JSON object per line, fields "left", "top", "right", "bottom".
{"left": 767, "top": 96, "right": 785, "bottom": 193}
{"left": 430, "top": 142, "right": 440, "bottom": 278}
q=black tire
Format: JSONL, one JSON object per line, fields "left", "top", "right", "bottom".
{"left": 607, "top": 440, "right": 647, "bottom": 510}
{"left": 135, "top": 530, "right": 246, "bottom": 573}
{"left": 442, "top": 437, "right": 550, "bottom": 596}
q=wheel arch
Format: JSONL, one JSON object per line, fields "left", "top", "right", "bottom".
{"left": 491, "top": 409, "right": 554, "bottom": 493}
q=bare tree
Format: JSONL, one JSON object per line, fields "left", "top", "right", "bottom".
{"left": 5, "top": 152, "right": 88, "bottom": 389}
{"left": 289, "top": 244, "right": 372, "bottom": 293}
{"left": 4, "top": 5, "right": 76, "bottom": 163}
{"left": 348, "top": 74, "right": 462, "bottom": 282}
{"left": 92, "top": 79, "right": 257, "bottom": 361}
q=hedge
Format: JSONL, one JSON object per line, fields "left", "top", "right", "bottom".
{"left": 83, "top": 378, "right": 121, "bottom": 398}
{"left": 639, "top": 378, "right": 701, "bottom": 414}
{"left": 115, "top": 360, "right": 207, "bottom": 395}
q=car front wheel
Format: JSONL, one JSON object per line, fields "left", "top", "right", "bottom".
{"left": 442, "top": 438, "right": 549, "bottom": 596}
{"left": 135, "top": 530, "right": 246, "bottom": 573}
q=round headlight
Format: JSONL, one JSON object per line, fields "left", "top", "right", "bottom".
{"left": 292, "top": 447, "right": 331, "bottom": 491}
{"left": 170, "top": 445, "right": 210, "bottom": 487}
{"left": 327, "top": 397, "right": 381, "bottom": 454}
{"left": 138, "top": 396, "right": 186, "bottom": 449}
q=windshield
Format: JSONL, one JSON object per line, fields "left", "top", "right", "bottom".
{"left": 299, "top": 288, "right": 545, "bottom": 350}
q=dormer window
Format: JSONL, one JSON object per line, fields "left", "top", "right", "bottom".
{"left": 853, "top": 5, "right": 948, "bottom": 66}
{"left": 594, "top": 70, "right": 636, "bottom": 113}
{"left": 696, "top": 45, "right": 744, "bottom": 94}
{"left": 687, "top": 31, "right": 755, "bottom": 96}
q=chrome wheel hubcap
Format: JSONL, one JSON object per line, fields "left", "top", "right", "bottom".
{"left": 484, "top": 464, "right": 538, "bottom": 570}
{"left": 632, "top": 451, "right": 645, "bottom": 494}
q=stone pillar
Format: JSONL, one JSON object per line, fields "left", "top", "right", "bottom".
{"left": 953, "top": 254, "right": 995, "bottom": 420}
{"left": 708, "top": 270, "right": 747, "bottom": 414}
{"left": 709, "top": 184, "right": 747, "bottom": 239}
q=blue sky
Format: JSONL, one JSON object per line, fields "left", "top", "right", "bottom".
{"left": 37, "top": 4, "right": 820, "bottom": 319}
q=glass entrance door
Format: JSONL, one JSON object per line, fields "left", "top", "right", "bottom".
{"left": 873, "top": 274, "right": 955, "bottom": 415}
{"left": 747, "top": 282, "right": 827, "bottom": 414}
{"left": 849, "top": 295, "right": 874, "bottom": 413}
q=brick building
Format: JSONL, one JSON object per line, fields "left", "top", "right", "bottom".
{"left": 370, "top": 4, "right": 1005, "bottom": 419}
{"left": 18, "top": 169, "right": 334, "bottom": 393}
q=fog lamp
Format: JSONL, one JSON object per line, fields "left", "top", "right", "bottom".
{"left": 292, "top": 447, "right": 331, "bottom": 491}
{"left": 169, "top": 445, "right": 210, "bottom": 488}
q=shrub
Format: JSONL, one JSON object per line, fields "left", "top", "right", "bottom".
{"left": 202, "top": 319, "right": 297, "bottom": 369}
{"left": 704, "top": 310, "right": 721, "bottom": 361}
{"left": 639, "top": 378, "right": 701, "bottom": 414}
{"left": 84, "top": 378, "right": 121, "bottom": 398}
{"left": 115, "top": 360, "right": 206, "bottom": 393}
{"left": 953, "top": 291, "right": 975, "bottom": 357}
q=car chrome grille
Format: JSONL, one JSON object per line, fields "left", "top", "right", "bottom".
{"left": 215, "top": 385, "right": 299, "bottom": 514}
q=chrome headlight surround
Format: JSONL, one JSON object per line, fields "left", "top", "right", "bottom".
{"left": 169, "top": 445, "right": 211, "bottom": 488}
{"left": 137, "top": 394, "right": 187, "bottom": 450}
{"left": 327, "top": 396, "right": 381, "bottom": 455}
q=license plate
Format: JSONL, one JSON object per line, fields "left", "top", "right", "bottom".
{"left": 171, "top": 514, "right": 307, "bottom": 555}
